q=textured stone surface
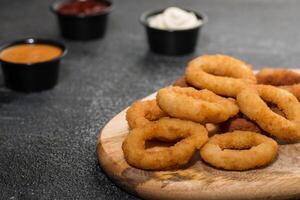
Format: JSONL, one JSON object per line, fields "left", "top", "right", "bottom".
{"left": 0, "top": 0, "right": 299, "bottom": 199}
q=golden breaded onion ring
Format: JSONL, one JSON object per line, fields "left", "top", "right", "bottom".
{"left": 200, "top": 131, "right": 278, "bottom": 171}
{"left": 126, "top": 100, "right": 168, "bottom": 129}
{"left": 279, "top": 84, "right": 300, "bottom": 101}
{"left": 156, "top": 86, "right": 239, "bottom": 124}
{"left": 237, "top": 85, "right": 300, "bottom": 141}
{"left": 256, "top": 68, "right": 300, "bottom": 86}
{"left": 185, "top": 54, "right": 256, "bottom": 97}
{"left": 122, "top": 117, "right": 208, "bottom": 170}
{"left": 256, "top": 68, "right": 300, "bottom": 101}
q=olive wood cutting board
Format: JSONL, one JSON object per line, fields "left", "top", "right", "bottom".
{"left": 97, "top": 69, "right": 300, "bottom": 200}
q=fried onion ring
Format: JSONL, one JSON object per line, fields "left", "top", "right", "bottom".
{"left": 256, "top": 68, "right": 300, "bottom": 86}
{"left": 122, "top": 117, "right": 208, "bottom": 170}
{"left": 280, "top": 84, "right": 300, "bottom": 101}
{"left": 126, "top": 100, "right": 167, "bottom": 129}
{"left": 256, "top": 68, "right": 300, "bottom": 101}
{"left": 200, "top": 131, "right": 278, "bottom": 170}
{"left": 219, "top": 106, "right": 286, "bottom": 134}
{"left": 185, "top": 54, "right": 256, "bottom": 97}
{"left": 156, "top": 86, "right": 239, "bottom": 124}
{"left": 237, "top": 85, "right": 300, "bottom": 141}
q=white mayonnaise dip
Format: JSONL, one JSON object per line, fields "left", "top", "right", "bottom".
{"left": 148, "top": 7, "right": 202, "bottom": 30}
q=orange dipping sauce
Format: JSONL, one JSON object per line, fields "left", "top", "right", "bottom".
{"left": 0, "top": 44, "right": 62, "bottom": 64}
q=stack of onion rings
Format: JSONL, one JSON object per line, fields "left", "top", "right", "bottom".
{"left": 200, "top": 131, "right": 278, "bottom": 170}
{"left": 122, "top": 54, "right": 300, "bottom": 171}
{"left": 122, "top": 117, "right": 208, "bottom": 170}
{"left": 156, "top": 86, "right": 239, "bottom": 123}
{"left": 185, "top": 54, "right": 256, "bottom": 97}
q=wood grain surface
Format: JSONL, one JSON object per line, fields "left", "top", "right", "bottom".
{"left": 97, "top": 70, "right": 300, "bottom": 200}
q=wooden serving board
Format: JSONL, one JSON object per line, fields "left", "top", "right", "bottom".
{"left": 97, "top": 70, "right": 300, "bottom": 200}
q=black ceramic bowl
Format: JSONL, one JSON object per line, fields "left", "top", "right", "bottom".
{"left": 140, "top": 8, "right": 207, "bottom": 56}
{"left": 51, "top": 0, "right": 112, "bottom": 41}
{"left": 0, "top": 38, "right": 67, "bottom": 92}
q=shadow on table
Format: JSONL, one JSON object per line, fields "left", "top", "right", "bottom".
{"left": 0, "top": 74, "right": 18, "bottom": 107}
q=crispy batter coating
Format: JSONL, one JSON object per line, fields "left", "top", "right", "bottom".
{"left": 237, "top": 85, "right": 300, "bottom": 141}
{"left": 279, "top": 84, "right": 300, "bottom": 101}
{"left": 220, "top": 105, "right": 285, "bottom": 133}
{"left": 126, "top": 100, "right": 167, "bottom": 129}
{"left": 157, "top": 86, "right": 239, "bottom": 124}
{"left": 200, "top": 131, "right": 278, "bottom": 171}
{"left": 122, "top": 118, "right": 208, "bottom": 170}
{"left": 256, "top": 68, "right": 300, "bottom": 101}
{"left": 256, "top": 68, "right": 300, "bottom": 86}
{"left": 185, "top": 54, "right": 256, "bottom": 97}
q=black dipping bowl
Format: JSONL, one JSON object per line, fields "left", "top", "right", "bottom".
{"left": 0, "top": 38, "right": 67, "bottom": 93}
{"left": 51, "top": 0, "right": 112, "bottom": 41}
{"left": 140, "top": 8, "right": 207, "bottom": 56}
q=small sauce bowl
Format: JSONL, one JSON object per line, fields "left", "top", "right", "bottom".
{"left": 140, "top": 8, "right": 207, "bottom": 56}
{"left": 50, "top": 0, "right": 113, "bottom": 41}
{"left": 0, "top": 38, "right": 67, "bottom": 92}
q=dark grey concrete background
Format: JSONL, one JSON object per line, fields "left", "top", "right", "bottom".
{"left": 0, "top": 0, "right": 299, "bottom": 199}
